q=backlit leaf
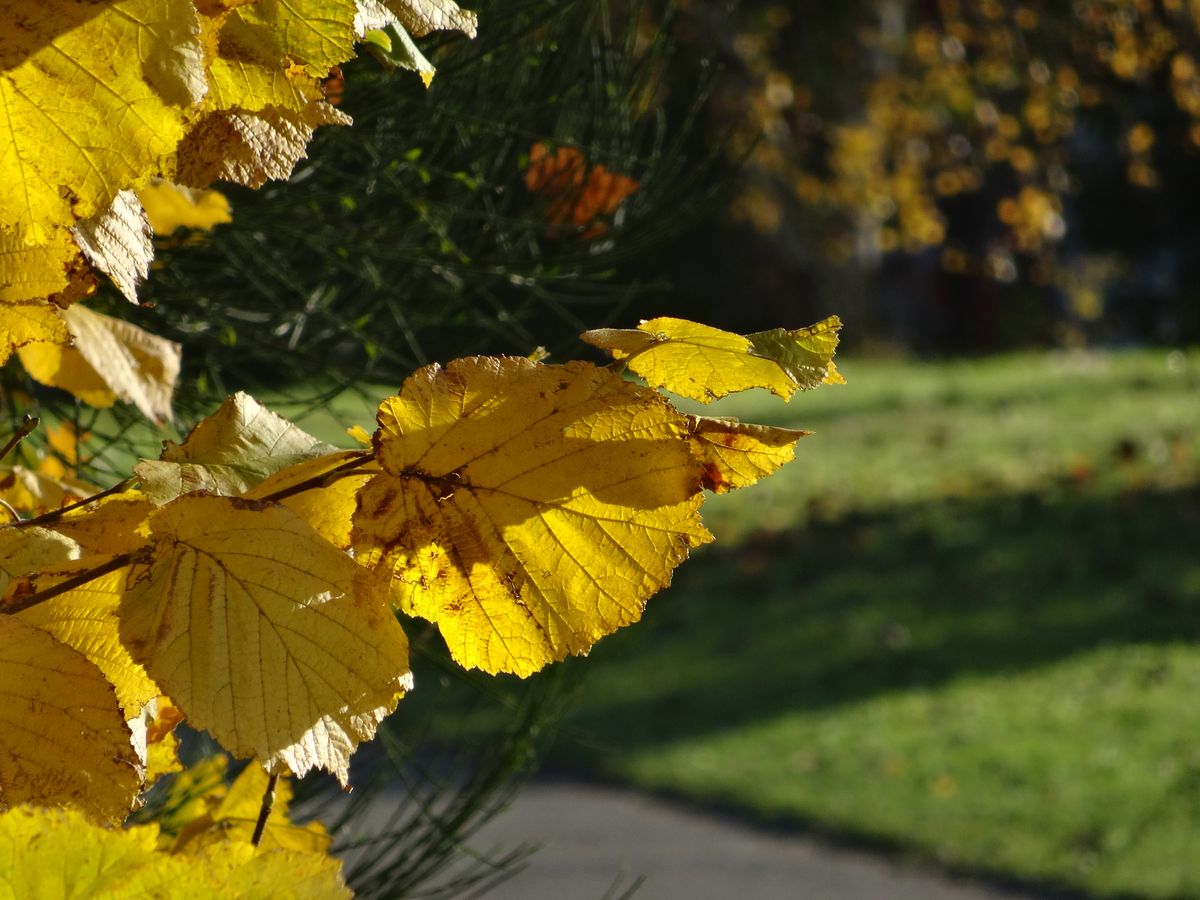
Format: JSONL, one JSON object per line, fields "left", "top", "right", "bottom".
{"left": 138, "top": 179, "right": 232, "bottom": 235}
{"left": 245, "top": 451, "right": 378, "bottom": 550}
{"left": 119, "top": 494, "right": 412, "bottom": 784}
{"left": 18, "top": 305, "right": 182, "bottom": 424}
{"left": 386, "top": 0, "right": 478, "bottom": 38}
{"left": 0, "top": 525, "right": 79, "bottom": 597}
{"left": 0, "top": 806, "right": 351, "bottom": 899}
{"left": 581, "top": 316, "right": 844, "bottom": 402}
{"left": 0, "top": 618, "right": 143, "bottom": 822}
{"left": 352, "top": 357, "right": 712, "bottom": 677}
{"left": 45, "top": 490, "right": 155, "bottom": 557}
{"left": 174, "top": 761, "right": 331, "bottom": 855}
{"left": 686, "top": 416, "right": 810, "bottom": 493}
{"left": 71, "top": 190, "right": 153, "bottom": 304}
{"left": 136, "top": 393, "right": 339, "bottom": 504}
{"left": 17, "top": 563, "right": 159, "bottom": 717}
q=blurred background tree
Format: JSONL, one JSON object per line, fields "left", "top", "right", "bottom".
{"left": 653, "top": 0, "right": 1200, "bottom": 351}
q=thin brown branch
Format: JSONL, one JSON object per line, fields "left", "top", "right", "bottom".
{"left": 256, "top": 450, "right": 377, "bottom": 505}
{"left": 12, "top": 477, "right": 137, "bottom": 530}
{"left": 251, "top": 772, "right": 281, "bottom": 848}
{"left": 1, "top": 551, "right": 142, "bottom": 615}
{"left": 0, "top": 415, "right": 39, "bottom": 465}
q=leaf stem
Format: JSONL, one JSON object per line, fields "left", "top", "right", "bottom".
{"left": 0, "top": 415, "right": 39, "bottom": 465}
{"left": 257, "top": 450, "right": 377, "bottom": 504}
{"left": 251, "top": 772, "right": 281, "bottom": 848}
{"left": 1, "top": 551, "right": 142, "bottom": 615}
{"left": 11, "top": 477, "right": 136, "bottom": 530}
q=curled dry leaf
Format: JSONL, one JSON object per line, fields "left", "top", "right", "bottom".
{"left": 686, "top": 416, "right": 812, "bottom": 494}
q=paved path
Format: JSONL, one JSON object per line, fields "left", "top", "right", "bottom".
{"left": 458, "top": 779, "right": 1052, "bottom": 900}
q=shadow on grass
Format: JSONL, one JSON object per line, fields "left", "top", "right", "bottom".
{"left": 564, "top": 483, "right": 1200, "bottom": 755}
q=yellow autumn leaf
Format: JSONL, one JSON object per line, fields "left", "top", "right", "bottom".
{"left": 18, "top": 305, "right": 182, "bottom": 424}
{"left": 138, "top": 179, "right": 233, "bottom": 235}
{"left": 0, "top": 525, "right": 79, "bottom": 598}
{"left": 44, "top": 490, "right": 155, "bottom": 557}
{"left": 174, "top": 761, "right": 331, "bottom": 855}
{"left": 352, "top": 357, "right": 712, "bottom": 677}
{"left": 0, "top": 2, "right": 194, "bottom": 234}
{"left": 0, "top": 464, "right": 95, "bottom": 518}
{"left": 0, "top": 806, "right": 351, "bottom": 899}
{"left": 0, "top": 302, "right": 68, "bottom": 366}
{"left": 0, "top": 617, "right": 143, "bottom": 822}
{"left": 686, "top": 416, "right": 811, "bottom": 493}
{"left": 581, "top": 315, "right": 844, "bottom": 402}
{"left": 119, "top": 494, "right": 412, "bottom": 785}
{"left": 144, "top": 697, "right": 185, "bottom": 785}
{"left": 16, "top": 563, "right": 160, "bottom": 717}
{"left": 244, "top": 450, "right": 378, "bottom": 549}
{"left": 387, "top": 0, "right": 479, "bottom": 38}
{"left": 135, "top": 392, "right": 339, "bottom": 504}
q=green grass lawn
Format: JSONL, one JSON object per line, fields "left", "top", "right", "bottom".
{"left": 549, "top": 348, "right": 1200, "bottom": 899}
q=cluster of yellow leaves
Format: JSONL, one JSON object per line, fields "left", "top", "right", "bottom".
{"left": 0, "top": 0, "right": 478, "bottom": 418}
{"left": 722, "top": 0, "right": 1200, "bottom": 273}
{"left": 0, "top": 316, "right": 840, "bottom": 827}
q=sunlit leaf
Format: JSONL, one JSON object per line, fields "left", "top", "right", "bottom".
{"left": 0, "top": 526, "right": 79, "bottom": 597}
{"left": 686, "top": 416, "right": 810, "bottom": 493}
{"left": 0, "top": 806, "right": 351, "bottom": 899}
{"left": 17, "top": 563, "right": 159, "bottom": 717}
{"left": 120, "top": 494, "right": 412, "bottom": 784}
{"left": 581, "top": 316, "right": 844, "bottom": 402}
{"left": 46, "top": 490, "right": 155, "bottom": 557}
{"left": 139, "top": 179, "right": 232, "bottom": 235}
{"left": 0, "top": 465, "right": 94, "bottom": 518}
{"left": 174, "top": 761, "right": 331, "bottom": 854}
{"left": 352, "top": 356, "right": 712, "bottom": 677}
{"left": 386, "top": 0, "right": 478, "bottom": 38}
{"left": 244, "top": 451, "right": 377, "bottom": 550}
{"left": 18, "top": 305, "right": 182, "bottom": 424}
{"left": 71, "top": 190, "right": 153, "bottom": 304}
{"left": 0, "top": 618, "right": 142, "bottom": 822}
{"left": 136, "top": 393, "right": 338, "bottom": 504}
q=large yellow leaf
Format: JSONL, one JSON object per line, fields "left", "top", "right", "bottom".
{"left": 18, "top": 305, "right": 182, "bottom": 424}
{"left": 581, "top": 315, "right": 844, "bottom": 402}
{"left": 0, "top": 806, "right": 351, "bottom": 899}
{"left": 17, "top": 563, "right": 160, "bottom": 717}
{"left": 686, "top": 416, "right": 810, "bottom": 493}
{"left": 227, "top": 0, "right": 361, "bottom": 78}
{"left": 0, "top": 617, "right": 143, "bottom": 822}
{"left": 135, "top": 392, "right": 339, "bottom": 504}
{"left": 0, "top": 1, "right": 196, "bottom": 233}
{"left": 119, "top": 494, "right": 412, "bottom": 784}
{"left": 352, "top": 357, "right": 712, "bottom": 677}
{"left": 0, "top": 228, "right": 75, "bottom": 304}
